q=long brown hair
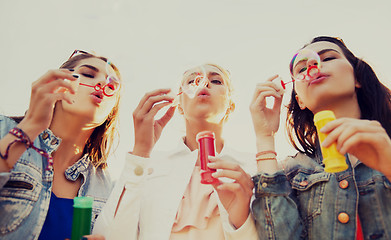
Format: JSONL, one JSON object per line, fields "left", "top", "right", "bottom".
{"left": 60, "top": 53, "right": 121, "bottom": 169}
{"left": 286, "top": 36, "right": 391, "bottom": 158}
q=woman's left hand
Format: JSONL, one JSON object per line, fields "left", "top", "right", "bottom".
{"left": 207, "top": 156, "right": 254, "bottom": 229}
{"left": 321, "top": 118, "right": 391, "bottom": 178}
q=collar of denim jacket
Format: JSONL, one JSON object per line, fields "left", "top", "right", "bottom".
{"left": 64, "top": 154, "right": 90, "bottom": 181}
{"left": 41, "top": 128, "right": 62, "bottom": 154}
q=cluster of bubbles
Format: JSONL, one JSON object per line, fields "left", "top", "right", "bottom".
{"left": 280, "top": 49, "right": 322, "bottom": 89}
{"left": 171, "top": 65, "right": 210, "bottom": 106}
{"left": 78, "top": 60, "right": 120, "bottom": 97}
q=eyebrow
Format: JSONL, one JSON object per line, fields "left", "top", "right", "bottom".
{"left": 208, "top": 72, "right": 221, "bottom": 77}
{"left": 79, "top": 64, "right": 99, "bottom": 72}
{"left": 317, "top": 48, "right": 341, "bottom": 56}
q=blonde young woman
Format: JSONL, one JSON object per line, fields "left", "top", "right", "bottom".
{"left": 0, "top": 51, "right": 122, "bottom": 240}
{"left": 93, "top": 63, "right": 258, "bottom": 239}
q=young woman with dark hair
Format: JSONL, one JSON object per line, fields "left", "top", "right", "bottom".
{"left": 250, "top": 36, "right": 391, "bottom": 239}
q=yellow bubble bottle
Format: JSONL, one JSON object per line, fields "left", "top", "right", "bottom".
{"left": 314, "top": 110, "right": 348, "bottom": 172}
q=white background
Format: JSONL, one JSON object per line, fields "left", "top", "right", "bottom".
{"left": 1, "top": 0, "right": 390, "bottom": 177}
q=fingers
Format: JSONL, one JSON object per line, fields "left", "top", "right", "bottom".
{"left": 251, "top": 76, "right": 284, "bottom": 111}
{"left": 134, "top": 88, "right": 172, "bottom": 113}
{"left": 155, "top": 105, "right": 176, "bottom": 129}
{"left": 51, "top": 91, "right": 75, "bottom": 104}
{"left": 133, "top": 89, "right": 175, "bottom": 120}
{"left": 32, "top": 70, "right": 79, "bottom": 98}
{"left": 252, "top": 75, "right": 284, "bottom": 102}
{"left": 49, "top": 77, "right": 79, "bottom": 94}
{"left": 321, "top": 119, "right": 382, "bottom": 150}
{"left": 264, "top": 75, "right": 285, "bottom": 94}
{"left": 338, "top": 132, "right": 373, "bottom": 155}
{"left": 251, "top": 88, "right": 283, "bottom": 113}
{"left": 37, "top": 69, "right": 78, "bottom": 85}
{"left": 81, "top": 234, "right": 105, "bottom": 240}
{"left": 208, "top": 157, "right": 254, "bottom": 190}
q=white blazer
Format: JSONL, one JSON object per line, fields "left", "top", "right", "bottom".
{"left": 93, "top": 140, "right": 258, "bottom": 240}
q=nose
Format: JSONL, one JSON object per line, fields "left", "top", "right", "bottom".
{"left": 198, "top": 77, "right": 210, "bottom": 88}
{"left": 96, "top": 75, "right": 109, "bottom": 88}
{"left": 307, "top": 58, "right": 318, "bottom": 68}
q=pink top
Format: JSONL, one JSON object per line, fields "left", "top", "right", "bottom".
{"left": 170, "top": 166, "right": 225, "bottom": 240}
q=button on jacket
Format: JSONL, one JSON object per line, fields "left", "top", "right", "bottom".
{"left": 0, "top": 115, "right": 113, "bottom": 240}
{"left": 93, "top": 139, "right": 258, "bottom": 240}
{"left": 252, "top": 152, "right": 391, "bottom": 240}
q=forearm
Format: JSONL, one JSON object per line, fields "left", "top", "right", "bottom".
{"left": 217, "top": 197, "right": 258, "bottom": 240}
{"left": 255, "top": 135, "right": 280, "bottom": 174}
{"left": 0, "top": 120, "right": 42, "bottom": 172}
{"left": 223, "top": 212, "right": 258, "bottom": 240}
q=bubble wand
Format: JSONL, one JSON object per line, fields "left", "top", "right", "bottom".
{"left": 280, "top": 49, "right": 322, "bottom": 89}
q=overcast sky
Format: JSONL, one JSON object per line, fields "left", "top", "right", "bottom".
{"left": 1, "top": 0, "right": 390, "bottom": 176}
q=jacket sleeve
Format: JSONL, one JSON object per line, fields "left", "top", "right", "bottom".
{"left": 218, "top": 201, "right": 259, "bottom": 240}
{"left": 251, "top": 171, "right": 303, "bottom": 240}
{"left": 0, "top": 116, "right": 13, "bottom": 188}
{"left": 92, "top": 152, "right": 151, "bottom": 240}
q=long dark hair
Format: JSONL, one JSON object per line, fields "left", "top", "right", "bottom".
{"left": 286, "top": 36, "right": 391, "bottom": 157}
{"left": 12, "top": 53, "right": 122, "bottom": 169}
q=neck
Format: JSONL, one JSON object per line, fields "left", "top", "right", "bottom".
{"left": 314, "top": 95, "right": 361, "bottom": 119}
{"left": 49, "top": 109, "right": 95, "bottom": 168}
{"left": 184, "top": 119, "right": 224, "bottom": 153}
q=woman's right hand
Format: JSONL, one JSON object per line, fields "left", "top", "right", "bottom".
{"left": 249, "top": 75, "right": 284, "bottom": 138}
{"left": 20, "top": 69, "right": 78, "bottom": 139}
{"left": 132, "top": 89, "right": 176, "bottom": 157}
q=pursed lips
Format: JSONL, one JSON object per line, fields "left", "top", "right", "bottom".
{"left": 91, "top": 90, "right": 104, "bottom": 103}
{"left": 197, "top": 89, "right": 210, "bottom": 97}
{"left": 309, "top": 73, "right": 329, "bottom": 86}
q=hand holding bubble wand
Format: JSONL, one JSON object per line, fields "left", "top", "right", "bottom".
{"left": 279, "top": 48, "right": 322, "bottom": 89}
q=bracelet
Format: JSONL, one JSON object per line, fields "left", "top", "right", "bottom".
{"left": 7, "top": 127, "right": 53, "bottom": 170}
{"left": 256, "top": 150, "right": 277, "bottom": 158}
{"left": 0, "top": 139, "right": 28, "bottom": 170}
{"left": 256, "top": 156, "right": 277, "bottom": 161}
{"left": 9, "top": 127, "right": 32, "bottom": 147}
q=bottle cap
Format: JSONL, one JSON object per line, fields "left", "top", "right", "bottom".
{"left": 196, "top": 131, "right": 215, "bottom": 141}
{"left": 73, "top": 196, "right": 94, "bottom": 208}
{"left": 314, "top": 110, "right": 336, "bottom": 123}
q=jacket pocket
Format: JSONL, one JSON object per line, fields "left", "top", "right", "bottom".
{"left": 291, "top": 171, "right": 330, "bottom": 221}
{"left": 0, "top": 172, "right": 42, "bottom": 234}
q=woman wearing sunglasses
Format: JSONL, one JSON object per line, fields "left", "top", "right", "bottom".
{"left": 93, "top": 63, "right": 258, "bottom": 239}
{"left": 0, "top": 50, "right": 122, "bottom": 240}
{"left": 250, "top": 36, "right": 391, "bottom": 239}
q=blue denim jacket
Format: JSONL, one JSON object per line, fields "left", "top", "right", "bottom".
{"left": 0, "top": 115, "right": 113, "bottom": 240}
{"left": 252, "top": 152, "right": 391, "bottom": 240}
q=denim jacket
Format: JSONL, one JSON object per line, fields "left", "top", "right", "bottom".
{"left": 0, "top": 115, "right": 113, "bottom": 240}
{"left": 251, "top": 152, "right": 391, "bottom": 240}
